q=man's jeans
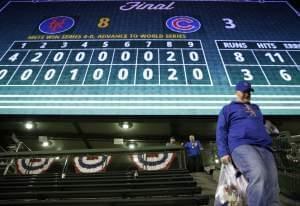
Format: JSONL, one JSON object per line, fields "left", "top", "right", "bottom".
{"left": 231, "top": 144, "right": 280, "bottom": 206}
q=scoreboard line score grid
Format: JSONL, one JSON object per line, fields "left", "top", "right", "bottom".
{"left": 0, "top": 39, "right": 213, "bottom": 87}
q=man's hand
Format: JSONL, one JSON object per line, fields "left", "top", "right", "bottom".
{"left": 220, "top": 155, "right": 231, "bottom": 164}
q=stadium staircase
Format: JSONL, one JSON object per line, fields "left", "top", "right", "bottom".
{"left": 0, "top": 169, "right": 210, "bottom": 206}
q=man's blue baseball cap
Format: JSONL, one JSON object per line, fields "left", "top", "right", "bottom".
{"left": 235, "top": 81, "right": 254, "bottom": 92}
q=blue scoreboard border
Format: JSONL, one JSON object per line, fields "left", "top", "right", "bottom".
{"left": 0, "top": 0, "right": 299, "bottom": 115}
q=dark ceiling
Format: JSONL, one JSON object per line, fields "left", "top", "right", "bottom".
{"left": 0, "top": 116, "right": 299, "bottom": 151}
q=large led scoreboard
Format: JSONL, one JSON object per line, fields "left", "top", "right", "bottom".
{"left": 0, "top": 0, "right": 299, "bottom": 115}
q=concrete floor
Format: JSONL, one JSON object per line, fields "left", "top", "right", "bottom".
{"left": 191, "top": 172, "right": 300, "bottom": 206}
{"left": 191, "top": 172, "right": 217, "bottom": 196}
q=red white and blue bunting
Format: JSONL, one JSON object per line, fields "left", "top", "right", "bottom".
{"left": 16, "top": 158, "right": 54, "bottom": 175}
{"left": 131, "top": 152, "right": 176, "bottom": 171}
{"left": 74, "top": 155, "right": 112, "bottom": 173}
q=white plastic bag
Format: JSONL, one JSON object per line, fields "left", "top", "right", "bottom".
{"left": 215, "top": 163, "right": 248, "bottom": 206}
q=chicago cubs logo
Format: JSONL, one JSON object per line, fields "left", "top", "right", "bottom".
{"left": 39, "top": 16, "right": 75, "bottom": 34}
{"left": 166, "top": 16, "right": 201, "bottom": 33}
{"left": 132, "top": 152, "right": 176, "bottom": 171}
{"left": 16, "top": 158, "right": 54, "bottom": 175}
{"left": 74, "top": 155, "right": 112, "bottom": 173}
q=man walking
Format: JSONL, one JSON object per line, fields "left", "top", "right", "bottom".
{"left": 216, "top": 81, "right": 280, "bottom": 206}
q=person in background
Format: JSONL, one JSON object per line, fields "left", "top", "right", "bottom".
{"left": 166, "top": 136, "right": 180, "bottom": 169}
{"left": 182, "top": 134, "right": 204, "bottom": 172}
{"left": 216, "top": 80, "right": 280, "bottom": 206}
{"left": 166, "top": 136, "right": 177, "bottom": 146}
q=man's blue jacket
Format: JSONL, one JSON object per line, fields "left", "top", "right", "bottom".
{"left": 216, "top": 101, "right": 272, "bottom": 157}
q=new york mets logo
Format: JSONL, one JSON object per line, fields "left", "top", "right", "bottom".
{"left": 166, "top": 16, "right": 201, "bottom": 33}
{"left": 39, "top": 16, "right": 75, "bottom": 34}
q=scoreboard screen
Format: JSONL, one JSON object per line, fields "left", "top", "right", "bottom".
{"left": 0, "top": 0, "right": 299, "bottom": 115}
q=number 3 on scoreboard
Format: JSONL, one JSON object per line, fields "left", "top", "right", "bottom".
{"left": 222, "top": 18, "right": 236, "bottom": 29}
{"left": 241, "top": 69, "right": 253, "bottom": 81}
{"left": 98, "top": 17, "right": 110, "bottom": 29}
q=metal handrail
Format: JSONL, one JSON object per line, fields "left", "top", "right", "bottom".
{"left": 0, "top": 145, "right": 183, "bottom": 158}
{"left": 0, "top": 145, "right": 6, "bottom": 153}
{"left": 61, "top": 156, "right": 69, "bottom": 179}
{"left": 1, "top": 145, "right": 185, "bottom": 178}
{"left": 3, "top": 141, "right": 32, "bottom": 176}
{"left": 3, "top": 142, "right": 23, "bottom": 175}
{"left": 1, "top": 145, "right": 185, "bottom": 177}
{"left": 21, "top": 142, "right": 32, "bottom": 152}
